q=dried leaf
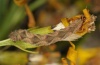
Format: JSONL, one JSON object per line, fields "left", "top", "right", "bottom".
{"left": 14, "top": 0, "right": 36, "bottom": 28}
{"left": 76, "top": 9, "right": 96, "bottom": 36}
{"left": 14, "top": 0, "right": 27, "bottom": 6}
{"left": 9, "top": 8, "right": 96, "bottom": 45}
{"left": 61, "top": 18, "right": 69, "bottom": 27}
{"left": 0, "top": 9, "right": 96, "bottom": 53}
{"left": 66, "top": 42, "right": 77, "bottom": 65}
{"left": 83, "top": 9, "right": 91, "bottom": 22}
{"left": 25, "top": 4, "right": 36, "bottom": 28}
{"left": 9, "top": 19, "right": 83, "bottom": 46}
{"left": 61, "top": 58, "right": 68, "bottom": 65}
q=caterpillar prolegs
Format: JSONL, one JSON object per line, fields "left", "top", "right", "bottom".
{"left": 9, "top": 15, "right": 96, "bottom": 46}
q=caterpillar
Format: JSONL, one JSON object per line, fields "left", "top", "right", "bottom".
{"left": 9, "top": 15, "right": 96, "bottom": 46}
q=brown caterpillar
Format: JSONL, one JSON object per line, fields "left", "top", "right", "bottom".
{"left": 9, "top": 15, "right": 96, "bottom": 46}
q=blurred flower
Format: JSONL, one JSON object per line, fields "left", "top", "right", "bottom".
{"left": 77, "top": 47, "right": 100, "bottom": 65}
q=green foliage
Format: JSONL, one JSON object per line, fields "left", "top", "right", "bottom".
{"left": 0, "top": 52, "right": 28, "bottom": 65}
{"left": 0, "top": 0, "right": 47, "bottom": 40}
{"left": 0, "top": 39, "right": 38, "bottom": 53}
{"left": 29, "top": 26, "right": 54, "bottom": 35}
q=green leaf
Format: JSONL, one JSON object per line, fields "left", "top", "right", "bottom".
{"left": 0, "top": 39, "right": 38, "bottom": 53}
{"left": 0, "top": 52, "right": 28, "bottom": 65}
{"left": 28, "top": 26, "right": 54, "bottom": 35}
{"left": 0, "top": 0, "right": 47, "bottom": 40}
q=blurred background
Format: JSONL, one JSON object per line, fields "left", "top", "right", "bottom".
{"left": 0, "top": 0, "right": 100, "bottom": 65}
